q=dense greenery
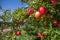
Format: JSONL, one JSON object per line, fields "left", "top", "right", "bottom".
{"left": 0, "top": 0, "right": 60, "bottom": 40}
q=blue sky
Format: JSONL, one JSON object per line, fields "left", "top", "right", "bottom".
{"left": 0, "top": 0, "right": 27, "bottom": 12}
{"left": 0, "top": 0, "right": 27, "bottom": 21}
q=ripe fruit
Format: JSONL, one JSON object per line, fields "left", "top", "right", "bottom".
{"left": 37, "top": 32, "right": 44, "bottom": 38}
{"left": 53, "top": 20, "right": 58, "bottom": 25}
{"left": 50, "top": 0, "right": 58, "bottom": 4}
{"left": 38, "top": 6, "right": 46, "bottom": 15}
{"left": 34, "top": 11, "right": 41, "bottom": 18}
{"left": 16, "top": 31, "right": 21, "bottom": 36}
{"left": 27, "top": 8, "right": 34, "bottom": 15}
{"left": 19, "top": 19, "right": 24, "bottom": 23}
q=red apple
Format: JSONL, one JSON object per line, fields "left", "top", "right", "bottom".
{"left": 38, "top": 6, "right": 46, "bottom": 15}
{"left": 50, "top": 0, "right": 58, "bottom": 4}
{"left": 34, "top": 11, "right": 41, "bottom": 18}
{"left": 37, "top": 32, "right": 44, "bottom": 38}
{"left": 53, "top": 20, "right": 58, "bottom": 25}
{"left": 19, "top": 19, "right": 24, "bottom": 23}
{"left": 16, "top": 31, "right": 21, "bottom": 36}
{"left": 27, "top": 8, "right": 34, "bottom": 15}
